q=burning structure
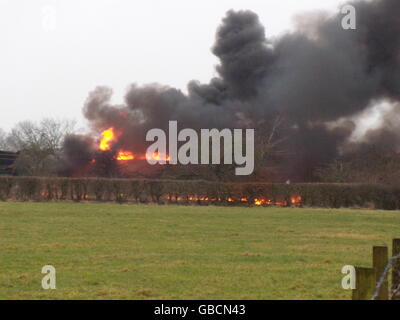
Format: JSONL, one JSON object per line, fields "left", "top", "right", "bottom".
{"left": 60, "top": 0, "right": 400, "bottom": 182}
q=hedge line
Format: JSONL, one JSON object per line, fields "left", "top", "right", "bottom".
{"left": 0, "top": 176, "right": 399, "bottom": 210}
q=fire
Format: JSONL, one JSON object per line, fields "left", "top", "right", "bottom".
{"left": 148, "top": 152, "right": 171, "bottom": 162}
{"left": 290, "top": 195, "right": 302, "bottom": 205}
{"left": 223, "top": 196, "right": 302, "bottom": 206}
{"left": 116, "top": 151, "right": 135, "bottom": 161}
{"left": 99, "top": 128, "right": 116, "bottom": 151}
{"left": 166, "top": 195, "right": 302, "bottom": 206}
{"left": 98, "top": 128, "right": 135, "bottom": 161}
{"left": 98, "top": 127, "right": 171, "bottom": 163}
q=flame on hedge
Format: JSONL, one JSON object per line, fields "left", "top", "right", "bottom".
{"left": 176, "top": 196, "right": 302, "bottom": 206}
{"left": 291, "top": 196, "right": 302, "bottom": 205}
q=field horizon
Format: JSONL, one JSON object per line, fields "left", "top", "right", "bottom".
{"left": 1, "top": 202, "right": 399, "bottom": 300}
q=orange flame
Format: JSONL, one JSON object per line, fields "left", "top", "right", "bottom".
{"left": 116, "top": 151, "right": 135, "bottom": 161}
{"left": 99, "top": 127, "right": 116, "bottom": 151}
{"left": 98, "top": 128, "right": 171, "bottom": 163}
{"left": 290, "top": 196, "right": 302, "bottom": 205}
{"left": 98, "top": 128, "right": 134, "bottom": 161}
{"left": 180, "top": 196, "right": 301, "bottom": 206}
{"left": 148, "top": 152, "right": 171, "bottom": 162}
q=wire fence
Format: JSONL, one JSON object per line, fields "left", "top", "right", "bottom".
{"left": 351, "top": 238, "right": 400, "bottom": 300}
{"left": 371, "top": 252, "right": 400, "bottom": 300}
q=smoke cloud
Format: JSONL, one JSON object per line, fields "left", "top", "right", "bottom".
{"left": 63, "top": 0, "right": 400, "bottom": 181}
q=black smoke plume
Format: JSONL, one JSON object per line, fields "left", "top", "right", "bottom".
{"left": 62, "top": 0, "right": 400, "bottom": 181}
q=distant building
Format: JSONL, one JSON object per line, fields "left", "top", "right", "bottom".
{"left": 0, "top": 151, "right": 19, "bottom": 176}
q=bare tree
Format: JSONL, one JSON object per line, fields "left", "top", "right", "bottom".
{"left": 317, "top": 146, "right": 400, "bottom": 185}
{"left": 40, "top": 118, "right": 77, "bottom": 152}
{"left": 255, "top": 115, "right": 286, "bottom": 163}
{"left": 5, "top": 118, "right": 77, "bottom": 176}
{"left": 0, "top": 128, "right": 8, "bottom": 150}
{"left": 248, "top": 114, "right": 288, "bottom": 181}
{"left": 6, "top": 119, "right": 76, "bottom": 152}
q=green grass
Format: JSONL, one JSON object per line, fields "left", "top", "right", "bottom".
{"left": 0, "top": 202, "right": 399, "bottom": 300}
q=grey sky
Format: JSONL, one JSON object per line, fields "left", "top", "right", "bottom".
{"left": 1, "top": 0, "right": 344, "bottom": 131}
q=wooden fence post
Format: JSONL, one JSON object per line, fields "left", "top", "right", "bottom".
{"left": 352, "top": 267, "right": 376, "bottom": 300}
{"left": 392, "top": 239, "right": 400, "bottom": 300}
{"left": 372, "top": 246, "right": 389, "bottom": 300}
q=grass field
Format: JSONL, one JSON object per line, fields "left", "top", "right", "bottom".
{"left": 0, "top": 202, "right": 399, "bottom": 300}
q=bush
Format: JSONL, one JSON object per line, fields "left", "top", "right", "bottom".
{"left": 146, "top": 180, "right": 165, "bottom": 204}
{"left": 131, "top": 180, "right": 145, "bottom": 203}
{"left": 0, "top": 177, "right": 14, "bottom": 201}
{"left": 89, "top": 178, "right": 108, "bottom": 201}
{"left": 70, "top": 178, "right": 89, "bottom": 202}
{"left": 15, "top": 177, "right": 42, "bottom": 201}
{"left": 112, "top": 179, "right": 132, "bottom": 204}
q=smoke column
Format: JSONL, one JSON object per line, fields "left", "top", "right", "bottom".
{"left": 62, "top": 0, "right": 400, "bottom": 180}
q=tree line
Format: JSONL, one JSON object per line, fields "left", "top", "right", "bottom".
{"left": 0, "top": 119, "right": 78, "bottom": 176}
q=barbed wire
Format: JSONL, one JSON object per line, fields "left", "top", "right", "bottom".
{"left": 371, "top": 252, "right": 400, "bottom": 300}
{"left": 391, "top": 277, "right": 400, "bottom": 299}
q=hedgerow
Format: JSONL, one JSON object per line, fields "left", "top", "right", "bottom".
{"left": 0, "top": 176, "right": 399, "bottom": 210}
